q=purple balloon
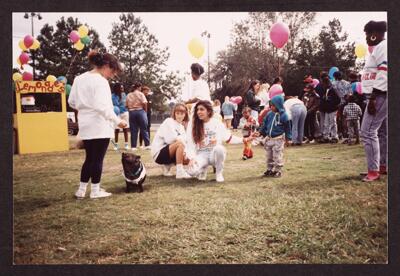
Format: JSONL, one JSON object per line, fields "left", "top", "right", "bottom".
{"left": 24, "top": 35, "right": 34, "bottom": 48}
{"left": 19, "top": 52, "right": 30, "bottom": 64}
{"left": 269, "top": 22, "right": 290, "bottom": 49}
{"left": 69, "top": 31, "right": 80, "bottom": 43}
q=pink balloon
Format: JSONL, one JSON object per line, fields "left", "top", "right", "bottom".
{"left": 269, "top": 22, "right": 290, "bottom": 49}
{"left": 368, "top": 46, "right": 375, "bottom": 54}
{"left": 312, "top": 78, "right": 319, "bottom": 88}
{"left": 22, "top": 72, "right": 33, "bottom": 81}
{"left": 19, "top": 52, "right": 30, "bottom": 65}
{"left": 356, "top": 82, "right": 362, "bottom": 95}
{"left": 229, "top": 96, "right": 242, "bottom": 104}
{"left": 268, "top": 84, "right": 284, "bottom": 98}
{"left": 24, "top": 35, "right": 34, "bottom": 48}
{"left": 69, "top": 31, "right": 80, "bottom": 43}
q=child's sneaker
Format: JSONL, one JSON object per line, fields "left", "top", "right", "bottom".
{"left": 124, "top": 143, "right": 130, "bottom": 150}
{"left": 362, "top": 171, "right": 380, "bottom": 182}
{"left": 216, "top": 172, "right": 224, "bottom": 182}
{"left": 263, "top": 170, "right": 274, "bottom": 177}
{"left": 272, "top": 171, "right": 282, "bottom": 178}
{"left": 113, "top": 143, "right": 119, "bottom": 151}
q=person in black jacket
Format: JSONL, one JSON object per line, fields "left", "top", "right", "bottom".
{"left": 244, "top": 80, "right": 261, "bottom": 120}
{"left": 319, "top": 76, "right": 341, "bottom": 143}
{"left": 301, "top": 83, "right": 320, "bottom": 143}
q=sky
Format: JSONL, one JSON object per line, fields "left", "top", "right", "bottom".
{"left": 12, "top": 12, "right": 387, "bottom": 79}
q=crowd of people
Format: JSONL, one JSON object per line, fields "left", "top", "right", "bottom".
{"left": 68, "top": 20, "right": 387, "bottom": 199}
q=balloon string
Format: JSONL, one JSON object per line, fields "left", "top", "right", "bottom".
{"left": 66, "top": 50, "right": 79, "bottom": 79}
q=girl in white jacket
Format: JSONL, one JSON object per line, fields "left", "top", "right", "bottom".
{"left": 151, "top": 103, "right": 191, "bottom": 179}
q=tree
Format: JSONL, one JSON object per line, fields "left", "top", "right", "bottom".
{"left": 108, "top": 13, "right": 182, "bottom": 113}
{"left": 33, "top": 17, "right": 105, "bottom": 84}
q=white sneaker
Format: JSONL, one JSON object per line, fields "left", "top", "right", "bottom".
{"left": 113, "top": 144, "right": 119, "bottom": 151}
{"left": 90, "top": 189, "right": 112, "bottom": 199}
{"left": 124, "top": 144, "right": 130, "bottom": 150}
{"left": 176, "top": 167, "right": 192, "bottom": 179}
{"left": 131, "top": 147, "right": 138, "bottom": 151}
{"left": 144, "top": 146, "right": 151, "bottom": 150}
{"left": 75, "top": 188, "right": 87, "bottom": 199}
{"left": 216, "top": 172, "right": 224, "bottom": 182}
{"left": 163, "top": 165, "right": 173, "bottom": 176}
{"left": 197, "top": 170, "right": 207, "bottom": 181}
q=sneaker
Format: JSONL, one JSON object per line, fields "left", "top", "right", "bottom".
{"left": 163, "top": 165, "right": 173, "bottom": 176}
{"left": 197, "top": 170, "right": 207, "bottom": 181}
{"left": 272, "top": 171, "right": 282, "bottom": 178}
{"left": 144, "top": 146, "right": 151, "bottom": 150}
{"left": 124, "top": 144, "right": 130, "bottom": 150}
{"left": 362, "top": 171, "right": 380, "bottom": 182}
{"left": 176, "top": 168, "right": 192, "bottom": 179}
{"left": 216, "top": 172, "right": 224, "bottom": 182}
{"left": 90, "top": 189, "right": 112, "bottom": 199}
{"left": 242, "top": 156, "right": 248, "bottom": 160}
{"left": 263, "top": 170, "right": 274, "bottom": 177}
{"left": 131, "top": 147, "right": 138, "bottom": 151}
{"left": 74, "top": 188, "right": 87, "bottom": 199}
{"left": 113, "top": 144, "right": 119, "bottom": 151}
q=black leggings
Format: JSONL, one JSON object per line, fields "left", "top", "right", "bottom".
{"left": 80, "top": 138, "right": 110, "bottom": 184}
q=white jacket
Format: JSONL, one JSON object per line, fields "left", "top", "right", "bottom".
{"left": 361, "top": 39, "right": 387, "bottom": 95}
{"left": 151, "top": 118, "right": 187, "bottom": 161}
{"left": 68, "top": 71, "right": 121, "bottom": 139}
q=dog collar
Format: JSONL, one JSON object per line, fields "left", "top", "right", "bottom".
{"left": 124, "top": 164, "right": 146, "bottom": 184}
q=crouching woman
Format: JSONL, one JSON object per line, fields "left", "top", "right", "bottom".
{"left": 185, "top": 100, "right": 247, "bottom": 182}
{"left": 151, "top": 103, "right": 192, "bottom": 179}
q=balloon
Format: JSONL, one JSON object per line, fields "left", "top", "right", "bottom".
{"left": 328, "top": 67, "right": 339, "bottom": 80}
{"left": 312, "top": 78, "right": 319, "bottom": 88}
{"left": 17, "top": 57, "right": 22, "bottom": 66}
{"left": 268, "top": 84, "right": 284, "bottom": 98}
{"left": 24, "top": 35, "right": 34, "bottom": 48}
{"left": 69, "top": 31, "right": 80, "bottom": 43}
{"left": 57, "top": 76, "right": 67, "bottom": 83}
{"left": 78, "top": 25, "right": 89, "bottom": 37}
{"left": 74, "top": 40, "right": 85, "bottom": 51}
{"left": 19, "top": 52, "right": 30, "bottom": 65}
{"left": 368, "top": 46, "right": 375, "bottom": 54}
{"left": 269, "top": 22, "right": 290, "bottom": 49}
{"left": 80, "top": 36, "right": 91, "bottom": 45}
{"left": 22, "top": 72, "right": 33, "bottom": 81}
{"left": 46, "top": 75, "right": 57, "bottom": 82}
{"left": 188, "top": 38, "right": 205, "bottom": 59}
{"left": 18, "top": 40, "right": 27, "bottom": 51}
{"left": 66, "top": 84, "right": 72, "bottom": 96}
{"left": 355, "top": 44, "right": 367, "bottom": 59}
{"left": 229, "top": 96, "right": 242, "bottom": 104}
{"left": 12, "top": 72, "right": 22, "bottom": 81}
{"left": 114, "top": 106, "right": 120, "bottom": 115}
{"left": 356, "top": 82, "right": 362, "bottom": 95}
{"left": 30, "top": 39, "right": 40, "bottom": 50}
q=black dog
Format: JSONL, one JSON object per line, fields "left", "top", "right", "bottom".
{"left": 121, "top": 152, "right": 146, "bottom": 193}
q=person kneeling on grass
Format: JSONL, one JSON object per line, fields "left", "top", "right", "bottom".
{"left": 151, "top": 103, "right": 192, "bottom": 179}
{"left": 185, "top": 100, "right": 250, "bottom": 182}
{"left": 256, "top": 95, "right": 292, "bottom": 178}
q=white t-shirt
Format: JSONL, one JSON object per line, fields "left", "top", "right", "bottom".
{"left": 283, "top": 98, "right": 305, "bottom": 120}
{"left": 68, "top": 72, "right": 121, "bottom": 140}
{"left": 185, "top": 118, "right": 232, "bottom": 159}
{"left": 361, "top": 39, "right": 387, "bottom": 95}
{"left": 150, "top": 118, "right": 186, "bottom": 161}
{"left": 181, "top": 78, "right": 211, "bottom": 103}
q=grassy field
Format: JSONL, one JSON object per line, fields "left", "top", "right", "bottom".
{"left": 13, "top": 134, "right": 387, "bottom": 264}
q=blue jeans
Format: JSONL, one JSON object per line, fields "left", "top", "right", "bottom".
{"left": 291, "top": 104, "right": 307, "bottom": 144}
{"left": 129, "top": 109, "right": 150, "bottom": 148}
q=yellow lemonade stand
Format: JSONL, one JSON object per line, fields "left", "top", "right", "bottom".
{"left": 13, "top": 81, "right": 69, "bottom": 154}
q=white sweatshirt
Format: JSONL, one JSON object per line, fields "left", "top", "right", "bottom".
{"left": 283, "top": 98, "right": 305, "bottom": 120}
{"left": 361, "top": 39, "right": 387, "bottom": 95}
{"left": 181, "top": 78, "right": 211, "bottom": 102}
{"left": 68, "top": 71, "right": 121, "bottom": 139}
{"left": 151, "top": 118, "right": 187, "bottom": 161}
{"left": 185, "top": 117, "right": 242, "bottom": 159}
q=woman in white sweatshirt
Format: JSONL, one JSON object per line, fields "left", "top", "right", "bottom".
{"left": 185, "top": 100, "right": 246, "bottom": 182}
{"left": 68, "top": 50, "right": 127, "bottom": 199}
{"left": 151, "top": 103, "right": 192, "bottom": 179}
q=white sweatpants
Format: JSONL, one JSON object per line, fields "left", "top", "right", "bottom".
{"left": 193, "top": 145, "right": 226, "bottom": 175}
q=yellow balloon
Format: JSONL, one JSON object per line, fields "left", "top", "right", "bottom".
{"left": 19, "top": 40, "right": 27, "bottom": 51}
{"left": 74, "top": 40, "right": 85, "bottom": 51}
{"left": 30, "top": 39, "right": 40, "bottom": 50}
{"left": 46, "top": 75, "right": 57, "bottom": 82}
{"left": 188, "top": 38, "right": 205, "bottom": 59}
{"left": 13, "top": 72, "right": 22, "bottom": 81}
{"left": 78, "top": 25, "right": 89, "bottom": 37}
{"left": 355, "top": 44, "right": 367, "bottom": 58}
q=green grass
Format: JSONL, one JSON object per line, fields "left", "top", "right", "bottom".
{"left": 13, "top": 134, "right": 387, "bottom": 264}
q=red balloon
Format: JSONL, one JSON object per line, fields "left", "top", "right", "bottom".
{"left": 24, "top": 35, "right": 34, "bottom": 48}
{"left": 22, "top": 72, "right": 33, "bottom": 81}
{"left": 269, "top": 22, "right": 290, "bottom": 49}
{"left": 19, "top": 52, "right": 30, "bottom": 65}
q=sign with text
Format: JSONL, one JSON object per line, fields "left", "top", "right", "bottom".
{"left": 15, "top": 81, "right": 65, "bottom": 94}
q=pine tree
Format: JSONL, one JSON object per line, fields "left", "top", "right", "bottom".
{"left": 33, "top": 17, "right": 105, "bottom": 84}
{"left": 108, "top": 13, "right": 181, "bottom": 113}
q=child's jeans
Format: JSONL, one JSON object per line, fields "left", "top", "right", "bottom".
{"left": 263, "top": 135, "right": 285, "bottom": 172}
{"left": 346, "top": 119, "right": 360, "bottom": 142}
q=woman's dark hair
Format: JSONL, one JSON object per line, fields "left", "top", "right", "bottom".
{"left": 88, "top": 50, "right": 122, "bottom": 73}
{"left": 130, "top": 82, "right": 142, "bottom": 92}
{"left": 272, "top": 76, "right": 283, "bottom": 84}
{"left": 191, "top": 63, "right": 204, "bottom": 76}
{"left": 333, "top": 71, "right": 343, "bottom": 80}
{"left": 248, "top": 79, "right": 260, "bottom": 92}
{"left": 319, "top": 71, "right": 329, "bottom": 80}
{"left": 112, "top": 82, "right": 124, "bottom": 99}
{"left": 192, "top": 100, "right": 214, "bottom": 144}
{"left": 321, "top": 76, "right": 331, "bottom": 87}
{"left": 364, "top": 21, "right": 387, "bottom": 34}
